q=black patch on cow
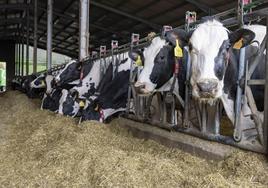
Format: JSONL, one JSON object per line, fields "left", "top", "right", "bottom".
{"left": 214, "top": 40, "right": 230, "bottom": 80}
{"left": 58, "top": 60, "right": 93, "bottom": 86}
{"left": 62, "top": 93, "right": 76, "bottom": 116}
{"left": 42, "top": 89, "right": 62, "bottom": 112}
{"left": 81, "top": 70, "right": 131, "bottom": 122}
{"left": 150, "top": 45, "right": 174, "bottom": 89}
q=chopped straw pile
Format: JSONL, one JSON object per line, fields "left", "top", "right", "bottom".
{"left": 0, "top": 91, "right": 268, "bottom": 187}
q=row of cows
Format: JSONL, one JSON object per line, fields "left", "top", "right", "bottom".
{"left": 13, "top": 18, "right": 265, "bottom": 126}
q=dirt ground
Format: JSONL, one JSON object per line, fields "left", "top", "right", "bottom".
{"left": 0, "top": 91, "right": 268, "bottom": 188}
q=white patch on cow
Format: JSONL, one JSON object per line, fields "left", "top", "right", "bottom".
{"left": 73, "top": 60, "right": 102, "bottom": 97}
{"left": 244, "top": 25, "right": 266, "bottom": 48}
{"left": 137, "top": 37, "right": 167, "bottom": 93}
{"left": 30, "top": 74, "right": 45, "bottom": 88}
{"left": 102, "top": 107, "right": 126, "bottom": 121}
{"left": 118, "top": 52, "right": 131, "bottom": 72}
{"left": 58, "top": 89, "right": 68, "bottom": 115}
{"left": 71, "top": 101, "right": 80, "bottom": 118}
{"left": 55, "top": 60, "right": 76, "bottom": 82}
{"left": 68, "top": 79, "right": 80, "bottom": 85}
{"left": 190, "top": 20, "right": 229, "bottom": 99}
{"left": 45, "top": 75, "right": 54, "bottom": 94}
{"left": 40, "top": 93, "right": 47, "bottom": 110}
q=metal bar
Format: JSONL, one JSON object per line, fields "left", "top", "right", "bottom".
{"left": 79, "top": 0, "right": 90, "bottom": 61}
{"left": 33, "top": 0, "right": 38, "bottom": 74}
{"left": 185, "top": 0, "right": 218, "bottom": 14}
{"left": 47, "top": 0, "right": 53, "bottom": 70}
{"left": 248, "top": 79, "right": 265, "bottom": 85}
{"left": 91, "top": 0, "right": 161, "bottom": 30}
{"left": 233, "top": 47, "right": 246, "bottom": 142}
{"left": 18, "top": 40, "right": 21, "bottom": 76}
{"left": 265, "top": 16, "right": 268, "bottom": 153}
{"left": 26, "top": 6, "right": 30, "bottom": 76}
{"left": 22, "top": 37, "right": 24, "bottom": 76}
{"left": 248, "top": 34, "right": 267, "bottom": 77}
{"left": 0, "top": 3, "right": 29, "bottom": 9}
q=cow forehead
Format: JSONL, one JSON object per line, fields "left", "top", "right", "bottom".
{"left": 190, "top": 21, "right": 229, "bottom": 52}
{"left": 144, "top": 37, "right": 166, "bottom": 58}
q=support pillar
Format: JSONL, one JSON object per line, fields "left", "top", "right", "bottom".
{"left": 21, "top": 36, "right": 24, "bottom": 76}
{"left": 26, "top": 5, "right": 30, "bottom": 75}
{"left": 265, "top": 17, "right": 268, "bottom": 152}
{"left": 33, "top": 0, "right": 38, "bottom": 74}
{"left": 18, "top": 40, "right": 21, "bottom": 76}
{"left": 79, "top": 0, "right": 90, "bottom": 61}
{"left": 47, "top": 0, "right": 53, "bottom": 70}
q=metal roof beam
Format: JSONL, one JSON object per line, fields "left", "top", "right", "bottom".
{"left": 90, "top": 0, "right": 161, "bottom": 30}
{"left": 185, "top": 0, "right": 218, "bottom": 14}
{"left": 0, "top": 3, "right": 29, "bottom": 9}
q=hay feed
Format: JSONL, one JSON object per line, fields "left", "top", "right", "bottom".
{"left": 0, "top": 91, "right": 267, "bottom": 187}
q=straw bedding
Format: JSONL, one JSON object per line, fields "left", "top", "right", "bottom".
{"left": 0, "top": 91, "right": 268, "bottom": 187}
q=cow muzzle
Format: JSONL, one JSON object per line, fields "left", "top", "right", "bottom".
{"left": 196, "top": 79, "right": 218, "bottom": 98}
{"left": 134, "top": 82, "right": 152, "bottom": 95}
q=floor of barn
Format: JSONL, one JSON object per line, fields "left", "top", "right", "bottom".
{"left": 0, "top": 91, "right": 268, "bottom": 187}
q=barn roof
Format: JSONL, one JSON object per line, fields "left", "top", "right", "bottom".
{"left": 0, "top": 0, "right": 267, "bottom": 58}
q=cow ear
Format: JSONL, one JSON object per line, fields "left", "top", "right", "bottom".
{"left": 166, "top": 29, "right": 189, "bottom": 47}
{"left": 128, "top": 50, "right": 144, "bottom": 62}
{"left": 76, "top": 61, "right": 82, "bottom": 70}
{"left": 229, "top": 28, "right": 255, "bottom": 49}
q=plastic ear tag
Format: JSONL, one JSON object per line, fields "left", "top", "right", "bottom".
{"left": 94, "top": 104, "right": 99, "bottom": 111}
{"left": 41, "top": 80, "right": 45, "bottom": 86}
{"left": 135, "top": 55, "right": 143, "bottom": 66}
{"left": 233, "top": 38, "right": 243, "bottom": 49}
{"left": 79, "top": 100, "right": 85, "bottom": 108}
{"left": 174, "top": 39, "right": 183, "bottom": 58}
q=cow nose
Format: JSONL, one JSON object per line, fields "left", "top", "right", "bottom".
{"left": 134, "top": 82, "right": 145, "bottom": 93}
{"left": 197, "top": 80, "right": 218, "bottom": 93}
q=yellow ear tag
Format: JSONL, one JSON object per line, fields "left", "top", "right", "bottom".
{"left": 174, "top": 39, "right": 183, "bottom": 58}
{"left": 41, "top": 80, "right": 45, "bottom": 86}
{"left": 233, "top": 38, "right": 243, "bottom": 50}
{"left": 135, "top": 55, "right": 143, "bottom": 67}
{"left": 94, "top": 104, "right": 99, "bottom": 111}
{"left": 79, "top": 100, "right": 85, "bottom": 108}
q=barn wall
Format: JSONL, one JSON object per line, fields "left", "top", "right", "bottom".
{"left": 0, "top": 40, "right": 15, "bottom": 86}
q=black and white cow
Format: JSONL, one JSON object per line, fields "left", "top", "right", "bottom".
{"left": 40, "top": 74, "right": 60, "bottom": 112}
{"left": 80, "top": 56, "right": 132, "bottom": 122}
{"left": 58, "top": 58, "right": 109, "bottom": 117}
{"left": 186, "top": 19, "right": 265, "bottom": 123}
{"left": 54, "top": 59, "right": 93, "bottom": 87}
{"left": 132, "top": 20, "right": 265, "bottom": 124}
{"left": 131, "top": 29, "right": 188, "bottom": 100}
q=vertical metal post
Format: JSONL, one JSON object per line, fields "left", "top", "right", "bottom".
{"left": 26, "top": 5, "right": 30, "bottom": 75}
{"left": 21, "top": 36, "right": 24, "bottom": 76}
{"left": 233, "top": 47, "right": 245, "bottom": 142}
{"left": 18, "top": 39, "right": 21, "bottom": 76}
{"left": 33, "top": 0, "right": 38, "bottom": 74}
{"left": 15, "top": 43, "right": 18, "bottom": 76}
{"left": 264, "top": 16, "right": 268, "bottom": 152}
{"left": 79, "top": 0, "right": 90, "bottom": 61}
{"left": 47, "top": 0, "right": 53, "bottom": 70}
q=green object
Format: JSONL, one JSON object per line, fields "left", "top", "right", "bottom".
{"left": 0, "top": 62, "right": 6, "bottom": 87}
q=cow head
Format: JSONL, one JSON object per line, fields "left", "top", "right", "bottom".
{"left": 58, "top": 89, "right": 81, "bottom": 117}
{"left": 54, "top": 60, "right": 81, "bottom": 86}
{"left": 30, "top": 74, "right": 46, "bottom": 88}
{"left": 189, "top": 19, "right": 255, "bottom": 101}
{"left": 131, "top": 29, "right": 188, "bottom": 95}
{"left": 81, "top": 101, "right": 102, "bottom": 122}
{"left": 45, "top": 74, "right": 55, "bottom": 94}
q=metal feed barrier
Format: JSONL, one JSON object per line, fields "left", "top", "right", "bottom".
{"left": 19, "top": 0, "right": 267, "bottom": 154}
{"left": 108, "top": 0, "right": 268, "bottom": 154}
